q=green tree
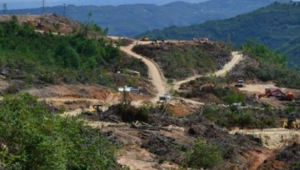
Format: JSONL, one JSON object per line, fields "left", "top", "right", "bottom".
{"left": 55, "top": 43, "right": 80, "bottom": 69}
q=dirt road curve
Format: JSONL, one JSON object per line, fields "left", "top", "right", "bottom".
{"left": 230, "top": 128, "right": 300, "bottom": 150}
{"left": 118, "top": 40, "right": 243, "bottom": 104}
{"left": 173, "top": 51, "right": 244, "bottom": 91}
{"left": 120, "top": 43, "right": 168, "bottom": 102}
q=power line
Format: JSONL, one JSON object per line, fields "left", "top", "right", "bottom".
{"left": 63, "top": 4, "right": 66, "bottom": 16}
{"left": 3, "top": 3, "right": 7, "bottom": 14}
{"left": 42, "top": 0, "right": 45, "bottom": 14}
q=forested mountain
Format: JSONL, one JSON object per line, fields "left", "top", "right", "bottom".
{"left": 3, "top": 0, "right": 288, "bottom": 36}
{"left": 141, "top": 2, "right": 300, "bottom": 68}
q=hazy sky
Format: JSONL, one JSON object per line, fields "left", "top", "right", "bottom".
{"left": 1, "top": 0, "right": 208, "bottom": 9}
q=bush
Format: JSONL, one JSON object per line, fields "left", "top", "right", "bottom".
{"left": 203, "top": 104, "right": 277, "bottom": 129}
{"left": 117, "top": 103, "right": 154, "bottom": 123}
{"left": 213, "top": 87, "right": 246, "bottom": 104}
{"left": 184, "top": 139, "right": 223, "bottom": 169}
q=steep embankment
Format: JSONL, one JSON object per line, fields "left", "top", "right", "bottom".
{"left": 230, "top": 128, "right": 300, "bottom": 150}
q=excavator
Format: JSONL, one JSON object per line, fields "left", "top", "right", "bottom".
{"left": 283, "top": 114, "right": 298, "bottom": 129}
{"left": 82, "top": 105, "right": 103, "bottom": 116}
{"left": 258, "top": 88, "right": 295, "bottom": 101}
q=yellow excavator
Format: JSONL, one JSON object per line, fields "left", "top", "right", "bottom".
{"left": 283, "top": 114, "right": 298, "bottom": 129}
{"left": 82, "top": 105, "right": 103, "bottom": 116}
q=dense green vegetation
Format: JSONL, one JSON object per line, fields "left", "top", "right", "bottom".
{"left": 241, "top": 41, "right": 300, "bottom": 88}
{"left": 0, "top": 93, "right": 117, "bottom": 169}
{"left": 0, "top": 16, "right": 146, "bottom": 91}
{"left": 277, "top": 35, "right": 300, "bottom": 68}
{"left": 5, "top": 0, "right": 288, "bottom": 36}
{"left": 184, "top": 139, "right": 223, "bottom": 169}
{"left": 203, "top": 104, "right": 277, "bottom": 129}
{"left": 0, "top": 16, "right": 118, "bottom": 86}
{"left": 141, "top": 2, "right": 300, "bottom": 67}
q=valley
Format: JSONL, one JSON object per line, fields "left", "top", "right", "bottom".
{"left": 0, "top": 14, "right": 299, "bottom": 170}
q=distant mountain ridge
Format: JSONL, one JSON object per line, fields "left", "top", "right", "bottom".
{"left": 141, "top": 2, "right": 300, "bottom": 68}
{"left": 2, "top": 0, "right": 289, "bottom": 36}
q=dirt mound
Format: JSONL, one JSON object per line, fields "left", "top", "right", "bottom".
{"left": 167, "top": 102, "right": 199, "bottom": 116}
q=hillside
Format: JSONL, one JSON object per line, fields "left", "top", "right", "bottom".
{"left": 0, "top": 14, "right": 151, "bottom": 96}
{"left": 141, "top": 2, "right": 300, "bottom": 67}
{"left": 277, "top": 35, "right": 300, "bottom": 68}
{"left": 3, "top": 0, "right": 288, "bottom": 36}
{"left": 132, "top": 40, "right": 232, "bottom": 80}
{"left": 0, "top": 14, "right": 300, "bottom": 170}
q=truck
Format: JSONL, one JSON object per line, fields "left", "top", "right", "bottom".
{"left": 159, "top": 94, "right": 172, "bottom": 102}
{"left": 235, "top": 79, "right": 244, "bottom": 87}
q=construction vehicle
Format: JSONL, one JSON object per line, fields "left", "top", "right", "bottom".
{"left": 235, "top": 79, "right": 244, "bottom": 87}
{"left": 283, "top": 114, "right": 298, "bottom": 129}
{"left": 258, "top": 88, "right": 295, "bottom": 101}
{"left": 82, "top": 104, "right": 103, "bottom": 116}
{"left": 140, "top": 37, "right": 149, "bottom": 41}
{"left": 158, "top": 94, "right": 172, "bottom": 103}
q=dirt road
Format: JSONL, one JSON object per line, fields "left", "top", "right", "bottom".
{"left": 173, "top": 51, "right": 244, "bottom": 91}
{"left": 120, "top": 43, "right": 168, "bottom": 103}
{"left": 239, "top": 83, "right": 277, "bottom": 94}
{"left": 120, "top": 41, "right": 244, "bottom": 105}
{"left": 230, "top": 128, "right": 300, "bottom": 150}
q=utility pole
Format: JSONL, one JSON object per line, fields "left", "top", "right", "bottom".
{"left": 3, "top": 3, "right": 7, "bottom": 14}
{"left": 63, "top": 4, "right": 66, "bottom": 16}
{"left": 118, "top": 85, "right": 131, "bottom": 105}
{"left": 42, "top": 0, "right": 45, "bottom": 14}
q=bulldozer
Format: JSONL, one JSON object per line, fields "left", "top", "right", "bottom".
{"left": 283, "top": 114, "right": 298, "bottom": 129}
{"left": 82, "top": 104, "right": 103, "bottom": 116}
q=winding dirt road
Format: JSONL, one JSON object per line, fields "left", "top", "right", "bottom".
{"left": 119, "top": 40, "right": 244, "bottom": 104}
{"left": 120, "top": 43, "right": 168, "bottom": 102}
{"left": 173, "top": 51, "right": 244, "bottom": 91}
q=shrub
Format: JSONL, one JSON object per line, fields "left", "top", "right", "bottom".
{"left": 117, "top": 103, "right": 153, "bottom": 123}
{"left": 184, "top": 139, "right": 223, "bottom": 169}
{"left": 203, "top": 104, "right": 277, "bottom": 129}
